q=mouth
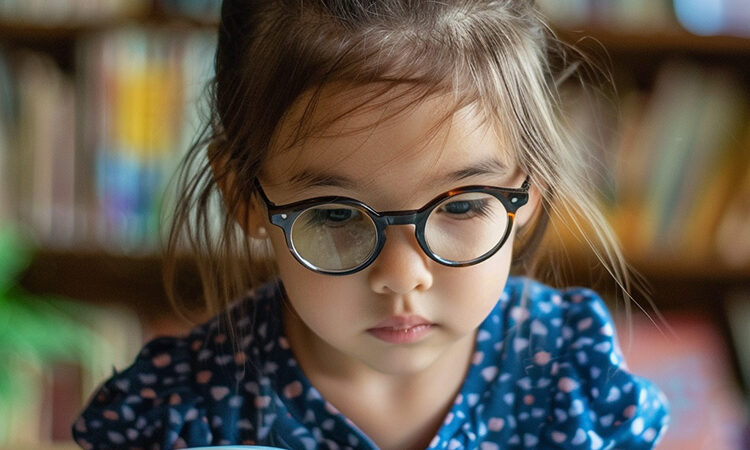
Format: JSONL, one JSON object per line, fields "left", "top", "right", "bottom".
{"left": 366, "top": 316, "right": 435, "bottom": 344}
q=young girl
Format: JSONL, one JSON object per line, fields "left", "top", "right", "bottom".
{"left": 73, "top": 1, "right": 669, "bottom": 448}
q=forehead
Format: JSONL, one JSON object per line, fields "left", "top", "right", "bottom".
{"left": 262, "top": 84, "right": 515, "bottom": 202}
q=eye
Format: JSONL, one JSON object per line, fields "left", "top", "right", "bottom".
{"left": 324, "top": 208, "right": 355, "bottom": 222}
{"left": 437, "top": 199, "right": 493, "bottom": 219}
{"left": 305, "top": 206, "right": 363, "bottom": 228}
{"left": 442, "top": 201, "right": 472, "bottom": 215}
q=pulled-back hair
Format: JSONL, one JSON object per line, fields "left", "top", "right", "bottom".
{"left": 164, "top": 0, "right": 634, "bottom": 321}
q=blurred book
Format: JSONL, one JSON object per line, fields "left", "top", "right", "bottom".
{"left": 538, "top": 0, "right": 750, "bottom": 36}
{"left": 0, "top": 0, "right": 222, "bottom": 27}
{"left": 157, "top": 0, "right": 221, "bottom": 22}
{"left": 0, "top": 50, "right": 13, "bottom": 224}
{"left": 714, "top": 143, "right": 750, "bottom": 268}
{"left": 645, "top": 64, "right": 747, "bottom": 253}
{"left": 79, "top": 27, "right": 215, "bottom": 250}
{"left": 0, "top": 26, "right": 215, "bottom": 252}
{"left": 563, "top": 60, "right": 750, "bottom": 266}
{"left": 537, "top": 0, "right": 674, "bottom": 31}
{"left": 0, "top": 0, "right": 147, "bottom": 25}
{"left": 0, "top": 50, "right": 78, "bottom": 247}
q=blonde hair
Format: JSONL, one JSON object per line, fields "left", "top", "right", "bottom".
{"left": 164, "top": 0, "right": 636, "bottom": 322}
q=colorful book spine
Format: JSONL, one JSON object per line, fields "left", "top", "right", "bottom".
{"left": 0, "top": 26, "right": 216, "bottom": 251}
{"left": 82, "top": 27, "right": 216, "bottom": 251}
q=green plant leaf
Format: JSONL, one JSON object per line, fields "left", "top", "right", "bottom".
{"left": 0, "top": 224, "right": 32, "bottom": 292}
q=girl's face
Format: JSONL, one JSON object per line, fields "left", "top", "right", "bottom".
{"left": 250, "top": 88, "right": 537, "bottom": 377}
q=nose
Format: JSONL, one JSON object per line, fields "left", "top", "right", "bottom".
{"left": 367, "top": 225, "right": 434, "bottom": 295}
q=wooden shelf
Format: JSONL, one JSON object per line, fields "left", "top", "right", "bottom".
{"left": 18, "top": 250, "right": 182, "bottom": 315}
{"left": 621, "top": 253, "right": 750, "bottom": 282}
{"left": 556, "top": 26, "right": 750, "bottom": 54}
{"left": 18, "top": 249, "right": 750, "bottom": 314}
{"left": 555, "top": 250, "right": 750, "bottom": 311}
{"left": 0, "top": 12, "right": 215, "bottom": 40}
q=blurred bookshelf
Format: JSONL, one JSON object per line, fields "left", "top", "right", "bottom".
{"left": 0, "top": 2, "right": 219, "bottom": 448}
{"left": 1, "top": 0, "right": 749, "bottom": 448}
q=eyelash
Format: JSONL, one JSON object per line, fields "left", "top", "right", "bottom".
{"left": 437, "top": 199, "right": 493, "bottom": 219}
{"left": 304, "top": 208, "right": 363, "bottom": 228}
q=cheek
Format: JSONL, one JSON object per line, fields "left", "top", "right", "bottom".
{"left": 434, "top": 238, "right": 514, "bottom": 320}
{"left": 267, "top": 227, "right": 326, "bottom": 299}
{"left": 267, "top": 226, "right": 368, "bottom": 322}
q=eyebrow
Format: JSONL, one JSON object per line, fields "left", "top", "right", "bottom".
{"left": 288, "top": 158, "right": 510, "bottom": 190}
{"left": 446, "top": 158, "right": 510, "bottom": 183}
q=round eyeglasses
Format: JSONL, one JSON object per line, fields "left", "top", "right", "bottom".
{"left": 254, "top": 177, "right": 530, "bottom": 275}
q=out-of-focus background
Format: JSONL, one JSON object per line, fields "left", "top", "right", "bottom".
{"left": 0, "top": 0, "right": 748, "bottom": 449}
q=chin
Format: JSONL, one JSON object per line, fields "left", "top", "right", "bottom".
{"left": 359, "top": 346, "right": 446, "bottom": 376}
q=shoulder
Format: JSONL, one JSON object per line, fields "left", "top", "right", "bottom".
{"left": 499, "top": 277, "right": 623, "bottom": 357}
{"left": 498, "top": 277, "right": 670, "bottom": 448}
{"left": 502, "top": 276, "right": 607, "bottom": 318}
{"left": 72, "top": 281, "right": 283, "bottom": 449}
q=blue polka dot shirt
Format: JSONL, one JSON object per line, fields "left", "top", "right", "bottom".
{"left": 73, "top": 277, "right": 669, "bottom": 449}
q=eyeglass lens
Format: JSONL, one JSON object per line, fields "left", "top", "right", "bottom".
{"left": 291, "top": 205, "right": 378, "bottom": 271}
{"left": 289, "top": 192, "right": 509, "bottom": 272}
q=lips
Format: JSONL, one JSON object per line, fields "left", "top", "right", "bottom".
{"left": 366, "top": 315, "right": 435, "bottom": 344}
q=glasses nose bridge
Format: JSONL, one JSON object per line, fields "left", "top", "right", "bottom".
{"left": 381, "top": 210, "right": 420, "bottom": 227}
